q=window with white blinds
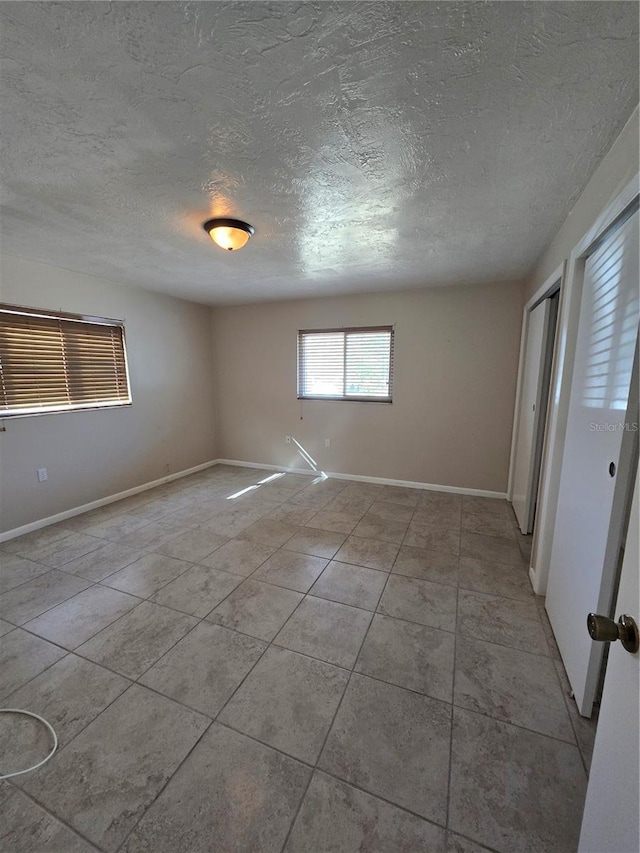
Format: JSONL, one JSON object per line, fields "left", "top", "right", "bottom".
{"left": 297, "top": 326, "right": 394, "bottom": 402}
{"left": 0, "top": 304, "right": 132, "bottom": 418}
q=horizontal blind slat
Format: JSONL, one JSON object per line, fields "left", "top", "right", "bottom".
{"left": 297, "top": 326, "right": 393, "bottom": 402}
{"left": 0, "top": 303, "right": 131, "bottom": 417}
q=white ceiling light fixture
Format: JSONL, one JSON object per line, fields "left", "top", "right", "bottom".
{"left": 203, "top": 218, "right": 255, "bottom": 251}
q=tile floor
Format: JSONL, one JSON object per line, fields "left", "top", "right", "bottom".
{"left": 0, "top": 465, "right": 597, "bottom": 852}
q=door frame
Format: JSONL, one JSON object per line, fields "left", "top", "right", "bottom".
{"left": 578, "top": 465, "right": 639, "bottom": 852}
{"left": 507, "top": 264, "right": 563, "bottom": 501}
{"left": 526, "top": 173, "right": 639, "bottom": 596}
{"left": 507, "top": 278, "right": 561, "bottom": 530}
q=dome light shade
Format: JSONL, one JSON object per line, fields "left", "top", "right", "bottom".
{"left": 203, "top": 218, "right": 254, "bottom": 251}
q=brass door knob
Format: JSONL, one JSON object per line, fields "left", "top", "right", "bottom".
{"left": 587, "top": 613, "right": 639, "bottom": 654}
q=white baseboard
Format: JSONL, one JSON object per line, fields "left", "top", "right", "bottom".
{"left": 215, "top": 459, "right": 317, "bottom": 477}
{"left": 216, "top": 458, "right": 508, "bottom": 499}
{"left": 529, "top": 564, "right": 545, "bottom": 596}
{"left": 0, "top": 459, "right": 220, "bottom": 543}
{"left": 1, "top": 456, "right": 508, "bottom": 543}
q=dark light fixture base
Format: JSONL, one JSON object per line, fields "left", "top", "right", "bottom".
{"left": 203, "top": 218, "right": 255, "bottom": 251}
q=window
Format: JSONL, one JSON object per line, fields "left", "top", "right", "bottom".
{"left": 297, "top": 326, "right": 394, "bottom": 402}
{"left": 0, "top": 304, "right": 132, "bottom": 418}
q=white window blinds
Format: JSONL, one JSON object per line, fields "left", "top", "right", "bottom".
{"left": 0, "top": 304, "right": 132, "bottom": 418}
{"left": 297, "top": 326, "right": 394, "bottom": 402}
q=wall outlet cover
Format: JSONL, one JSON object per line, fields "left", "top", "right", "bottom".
{"left": 37, "top": 468, "right": 48, "bottom": 482}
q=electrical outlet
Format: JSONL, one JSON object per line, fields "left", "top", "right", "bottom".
{"left": 324, "top": 438, "right": 331, "bottom": 448}
{"left": 37, "top": 468, "right": 48, "bottom": 483}
{"left": 285, "top": 435, "right": 292, "bottom": 444}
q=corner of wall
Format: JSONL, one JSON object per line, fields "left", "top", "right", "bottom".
{"left": 209, "top": 304, "right": 220, "bottom": 460}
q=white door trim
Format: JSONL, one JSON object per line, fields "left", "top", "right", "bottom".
{"left": 529, "top": 172, "right": 640, "bottom": 596}
{"left": 578, "top": 465, "right": 640, "bottom": 852}
{"left": 507, "top": 262, "right": 564, "bottom": 503}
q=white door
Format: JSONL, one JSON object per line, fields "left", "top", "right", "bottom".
{"left": 578, "top": 465, "right": 639, "bottom": 853}
{"left": 511, "top": 298, "right": 552, "bottom": 533}
{"left": 546, "top": 210, "right": 639, "bottom": 716}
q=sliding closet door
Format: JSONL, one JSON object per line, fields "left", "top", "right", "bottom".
{"left": 511, "top": 299, "right": 551, "bottom": 533}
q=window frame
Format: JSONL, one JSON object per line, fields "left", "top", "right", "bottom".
{"left": 0, "top": 303, "right": 133, "bottom": 419}
{"left": 297, "top": 325, "right": 394, "bottom": 403}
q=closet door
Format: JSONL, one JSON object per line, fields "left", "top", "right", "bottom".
{"left": 511, "top": 298, "right": 551, "bottom": 533}
{"left": 546, "top": 211, "right": 639, "bottom": 716}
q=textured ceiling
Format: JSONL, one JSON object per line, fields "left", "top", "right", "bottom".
{"left": 0, "top": 1, "right": 638, "bottom": 305}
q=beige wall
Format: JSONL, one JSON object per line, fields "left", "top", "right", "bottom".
{"left": 527, "top": 106, "right": 639, "bottom": 301}
{"left": 212, "top": 282, "right": 525, "bottom": 493}
{"left": 0, "top": 255, "right": 217, "bottom": 533}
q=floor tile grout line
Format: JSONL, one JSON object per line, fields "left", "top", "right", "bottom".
{"left": 1, "top": 536, "right": 208, "bottom": 609}
{"left": 312, "top": 553, "right": 393, "bottom": 572}
{"left": 305, "top": 584, "right": 384, "bottom": 614}
{"left": 5, "top": 784, "right": 103, "bottom": 852}
{"left": 7, "top": 547, "right": 549, "bottom": 682}
{"left": 0, "top": 572, "right": 99, "bottom": 630}
{"left": 152, "top": 506, "right": 371, "bottom": 849}
{"left": 457, "top": 580, "right": 540, "bottom": 605}
{"left": 271, "top": 556, "right": 456, "bottom": 839}
{"left": 445, "top": 825, "right": 504, "bottom": 853}
{"left": 0, "top": 472, "right": 319, "bottom": 547}
{"left": 63, "top": 545, "right": 165, "bottom": 583}
{"left": 17, "top": 587, "right": 171, "bottom": 654}
{"left": 372, "top": 603, "right": 455, "bottom": 637}
{"left": 0, "top": 528, "right": 85, "bottom": 560}
{"left": 10, "top": 656, "right": 561, "bottom": 853}
{"left": 7, "top": 676, "right": 145, "bottom": 766}
{"left": 3, "top": 502, "right": 520, "bottom": 582}
{"left": 241, "top": 578, "right": 313, "bottom": 650}
{"left": 21, "top": 600, "right": 206, "bottom": 691}
{"left": 0, "top": 551, "right": 93, "bottom": 596}
{"left": 450, "top": 622, "right": 559, "bottom": 660}
{"left": 6, "top": 680, "right": 145, "bottom": 811}
{"left": 320, "top": 765, "right": 452, "bottom": 834}
{"left": 55, "top": 489, "right": 288, "bottom": 559}
{"left": 73, "top": 562, "right": 272, "bottom": 655}
{"left": 13, "top": 603, "right": 480, "bottom": 728}
{"left": 4, "top": 474, "right": 558, "bottom": 850}
{"left": 350, "top": 560, "right": 396, "bottom": 675}
{"left": 6, "top": 562, "right": 274, "bottom": 849}
{"left": 276, "top": 720, "right": 334, "bottom": 850}
{"left": 276, "top": 579, "right": 379, "bottom": 853}
{"left": 0, "top": 569, "right": 53, "bottom": 599}
{"left": 185, "top": 531, "right": 361, "bottom": 723}
{"left": 452, "top": 624, "right": 552, "bottom": 658}
{"left": 128, "top": 610, "right": 218, "bottom": 684}
{"left": 54, "top": 515, "right": 165, "bottom": 547}
{"left": 0, "top": 645, "right": 73, "bottom": 705}
{"left": 453, "top": 702, "right": 588, "bottom": 750}
{"left": 96, "top": 555, "right": 226, "bottom": 602}
{"left": 22, "top": 532, "right": 124, "bottom": 570}
{"left": 83, "top": 611, "right": 450, "bottom": 709}
{"left": 18, "top": 582, "right": 143, "bottom": 633}
{"left": 549, "top": 652, "right": 593, "bottom": 770}
{"left": 446, "top": 580, "right": 461, "bottom": 831}
{"left": 128, "top": 668, "right": 218, "bottom": 717}
{"left": 456, "top": 584, "right": 547, "bottom": 624}
{"left": 112, "top": 717, "right": 216, "bottom": 853}
{"left": 137, "top": 601, "right": 274, "bottom": 711}
{"left": 23, "top": 551, "right": 553, "bottom": 663}
{"left": 213, "top": 717, "right": 317, "bottom": 773}
{"left": 228, "top": 515, "right": 378, "bottom": 721}
{"left": 15, "top": 587, "right": 148, "bottom": 646}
